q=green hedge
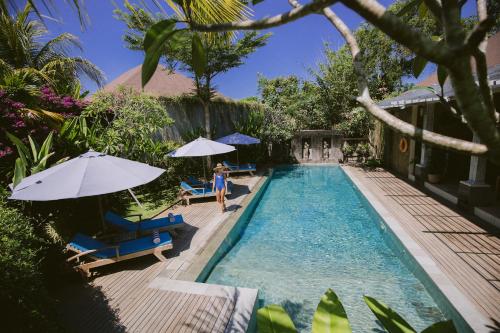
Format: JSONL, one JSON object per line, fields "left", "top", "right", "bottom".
{"left": 0, "top": 196, "right": 60, "bottom": 332}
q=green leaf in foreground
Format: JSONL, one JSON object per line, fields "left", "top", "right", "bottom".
{"left": 412, "top": 55, "right": 428, "bottom": 78}
{"left": 142, "top": 19, "right": 177, "bottom": 87}
{"left": 257, "top": 304, "right": 297, "bottom": 333}
{"left": 312, "top": 288, "right": 352, "bottom": 333}
{"left": 191, "top": 33, "right": 206, "bottom": 78}
{"left": 363, "top": 296, "right": 416, "bottom": 333}
{"left": 421, "top": 320, "right": 457, "bottom": 333}
{"left": 437, "top": 65, "right": 448, "bottom": 89}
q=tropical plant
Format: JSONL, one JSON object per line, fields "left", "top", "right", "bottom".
{"left": 0, "top": 3, "right": 104, "bottom": 101}
{"left": 7, "top": 131, "right": 67, "bottom": 187}
{"left": 115, "top": 1, "right": 269, "bottom": 139}
{"left": 257, "top": 288, "right": 456, "bottom": 333}
{"left": 82, "top": 88, "right": 175, "bottom": 166}
{"left": 258, "top": 75, "right": 327, "bottom": 130}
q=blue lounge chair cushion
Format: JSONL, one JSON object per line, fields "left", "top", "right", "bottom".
{"left": 105, "top": 211, "right": 184, "bottom": 233}
{"left": 223, "top": 161, "right": 256, "bottom": 171}
{"left": 180, "top": 181, "right": 215, "bottom": 195}
{"left": 68, "top": 232, "right": 172, "bottom": 259}
{"left": 186, "top": 176, "right": 206, "bottom": 187}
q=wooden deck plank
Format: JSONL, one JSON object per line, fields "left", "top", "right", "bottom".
{"left": 57, "top": 175, "right": 260, "bottom": 333}
{"left": 348, "top": 167, "right": 500, "bottom": 325}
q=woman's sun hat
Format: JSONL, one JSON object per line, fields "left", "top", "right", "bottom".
{"left": 213, "top": 163, "right": 227, "bottom": 171}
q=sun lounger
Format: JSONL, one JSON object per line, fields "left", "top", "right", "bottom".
{"left": 104, "top": 211, "right": 185, "bottom": 235}
{"left": 223, "top": 161, "right": 256, "bottom": 175}
{"left": 186, "top": 176, "right": 207, "bottom": 187}
{"left": 66, "top": 232, "right": 173, "bottom": 277}
{"left": 180, "top": 181, "right": 232, "bottom": 205}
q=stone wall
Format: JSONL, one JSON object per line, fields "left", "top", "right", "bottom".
{"left": 157, "top": 97, "right": 262, "bottom": 142}
{"left": 291, "top": 130, "right": 344, "bottom": 163}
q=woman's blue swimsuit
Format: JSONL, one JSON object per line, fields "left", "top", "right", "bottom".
{"left": 215, "top": 174, "right": 225, "bottom": 191}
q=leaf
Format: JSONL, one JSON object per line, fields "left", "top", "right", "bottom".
{"left": 38, "top": 131, "right": 54, "bottom": 161}
{"left": 31, "top": 152, "right": 54, "bottom": 174}
{"left": 312, "top": 289, "right": 352, "bottom": 333}
{"left": 191, "top": 34, "right": 207, "bottom": 78}
{"left": 412, "top": 55, "right": 428, "bottom": 78}
{"left": 27, "top": 136, "right": 38, "bottom": 162}
{"left": 363, "top": 296, "right": 416, "bottom": 333}
{"left": 6, "top": 131, "right": 30, "bottom": 161}
{"left": 142, "top": 19, "right": 178, "bottom": 87}
{"left": 396, "top": 0, "right": 423, "bottom": 16}
{"left": 13, "top": 157, "right": 27, "bottom": 188}
{"left": 143, "top": 18, "right": 177, "bottom": 52}
{"left": 418, "top": 2, "right": 428, "bottom": 18}
{"left": 257, "top": 304, "right": 297, "bottom": 333}
{"left": 421, "top": 320, "right": 457, "bottom": 333}
{"left": 253, "top": 0, "right": 265, "bottom": 4}
{"left": 437, "top": 65, "right": 448, "bottom": 89}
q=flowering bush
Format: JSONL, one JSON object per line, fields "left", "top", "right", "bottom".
{"left": 39, "top": 86, "right": 88, "bottom": 115}
{"left": 0, "top": 88, "right": 87, "bottom": 182}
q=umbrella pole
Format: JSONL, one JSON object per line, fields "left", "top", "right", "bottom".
{"left": 128, "top": 188, "right": 143, "bottom": 208}
{"left": 236, "top": 148, "right": 239, "bottom": 167}
{"left": 202, "top": 157, "right": 207, "bottom": 181}
{"left": 98, "top": 196, "right": 106, "bottom": 230}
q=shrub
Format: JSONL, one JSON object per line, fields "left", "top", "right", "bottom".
{"left": 0, "top": 191, "right": 59, "bottom": 332}
{"left": 82, "top": 87, "right": 174, "bottom": 165}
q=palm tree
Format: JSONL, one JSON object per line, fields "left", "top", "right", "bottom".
{"left": 0, "top": 3, "right": 104, "bottom": 104}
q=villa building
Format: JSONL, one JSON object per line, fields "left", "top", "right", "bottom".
{"left": 379, "top": 32, "right": 500, "bottom": 227}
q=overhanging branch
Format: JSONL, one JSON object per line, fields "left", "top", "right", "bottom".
{"left": 289, "top": 0, "right": 488, "bottom": 155}
{"left": 191, "top": 0, "right": 338, "bottom": 32}
{"left": 339, "top": 0, "right": 451, "bottom": 64}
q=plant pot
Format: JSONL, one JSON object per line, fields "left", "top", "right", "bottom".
{"left": 427, "top": 173, "right": 441, "bottom": 184}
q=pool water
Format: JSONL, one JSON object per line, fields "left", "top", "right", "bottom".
{"left": 206, "top": 166, "right": 446, "bottom": 332}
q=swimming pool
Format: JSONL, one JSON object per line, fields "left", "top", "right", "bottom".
{"left": 204, "top": 166, "right": 459, "bottom": 332}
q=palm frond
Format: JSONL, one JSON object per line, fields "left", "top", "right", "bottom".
{"left": 34, "top": 32, "right": 82, "bottom": 67}
{"left": 166, "top": 0, "right": 252, "bottom": 42}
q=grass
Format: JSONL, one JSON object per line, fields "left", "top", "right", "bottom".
{"left": 123, "top": 188, "right": 179, "bottom": 222}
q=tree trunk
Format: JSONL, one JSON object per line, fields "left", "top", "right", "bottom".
{"left": 203, "top": 100, "right": 211, "bottom": 139}
{"left": 202, "top": 99, "right": 212, "bottom": 172}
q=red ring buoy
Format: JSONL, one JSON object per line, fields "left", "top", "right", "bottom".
{"left": 399, "top": 138, "right": 408, "bottom": 153}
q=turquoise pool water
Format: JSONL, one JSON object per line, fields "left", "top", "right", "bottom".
{"left": 206, "top": 166, "right": 447, "bottom": 332}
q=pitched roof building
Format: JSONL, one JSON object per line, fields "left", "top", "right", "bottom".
{"left": 101, "top": 65, "right": 228, "bottom": 99}
{"left": 377, "top": 32, "right": 500, "bottom": 226}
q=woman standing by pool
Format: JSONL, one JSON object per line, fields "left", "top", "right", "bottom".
{"left": 212, "top": 163, "right": 228, "bottom": 212}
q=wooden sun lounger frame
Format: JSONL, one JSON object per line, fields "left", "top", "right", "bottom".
{"left": 66, "top": 241, "right": 172, "bottom": 277}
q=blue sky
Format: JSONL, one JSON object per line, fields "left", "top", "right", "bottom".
{"left": 42, "top": 1, "right": 476, "bottom": 99}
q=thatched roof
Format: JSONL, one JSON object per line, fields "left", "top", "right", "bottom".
{"left": 102, "top": 65, "right": 212, "bottom": 98}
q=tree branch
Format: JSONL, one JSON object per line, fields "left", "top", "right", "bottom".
{"left": 423, "top": 0, "right": 443, "bottom": 22}
{"left": 464, "top": 16, "right": 494, "bottom": 50}
{"left": 472, "top": 0, "right": 498, "bottom": 122}
{"left": 288, "top": 0, "right": 488, "bottom": 155}
{"left": 339, "top": 0, "right": 451, "bottom": 64}
{"left": 191, "top": 0, "right": 338, "bottom": 32}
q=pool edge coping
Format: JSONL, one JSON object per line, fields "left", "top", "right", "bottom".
{"left": 175, "top": 172, "right": 270, "bottom": 282}
{"left": 341, "top": 165, "right": 491, "bottom": 333}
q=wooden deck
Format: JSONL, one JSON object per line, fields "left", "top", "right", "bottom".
{"left": 345, "top": 166, "right": 500, "bottom": 330}
{"left": 57, "top": 175, "right": 261, "bottom": 333}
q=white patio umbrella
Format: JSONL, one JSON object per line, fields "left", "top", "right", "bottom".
{"left": 167, "top": 137, "right": 235, "bottom": 180}
{"left": 10, "top": 150, "right": 165, "bottom": 201}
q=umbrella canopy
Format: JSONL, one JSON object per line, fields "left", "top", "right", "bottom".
{"left": 9, "top": 151, "right": 165, "bottom": 201}
{"left": 215, "top": 132, "right": 260, "bottom": 145}
{"left": 167, "top": 137, "right": 235, "bottom": 157}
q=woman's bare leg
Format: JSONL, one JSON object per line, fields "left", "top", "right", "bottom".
{"left": 220, "top": 188, "right": 226, "bottom": 211}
